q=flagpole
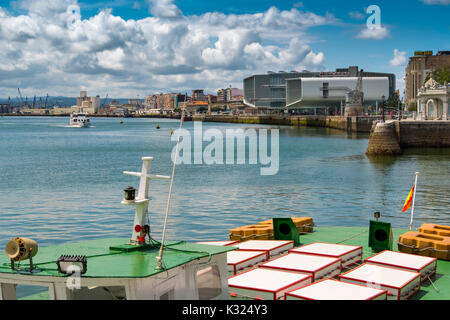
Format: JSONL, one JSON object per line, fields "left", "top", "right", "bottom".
{"left": 409, "top": 172, "right": 419, "bottom": 230}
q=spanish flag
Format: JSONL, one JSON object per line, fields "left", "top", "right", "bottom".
{"left": 402, "top": 185, "right": 415, "bottom": 212}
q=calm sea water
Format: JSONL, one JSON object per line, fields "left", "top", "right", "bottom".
{"left": 1, "top": 116, "right": 449, "bottom": 249}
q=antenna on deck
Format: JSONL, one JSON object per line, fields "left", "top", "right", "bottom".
{"left": 156, "top": 109, "right": 186, "bottom": 270}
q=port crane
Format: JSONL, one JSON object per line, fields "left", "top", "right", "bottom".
{"left": 17, "top": 88, "right": 24, "bottom": 107}
{"left": 102, "top": 94, "right": 109, "bottom": 108}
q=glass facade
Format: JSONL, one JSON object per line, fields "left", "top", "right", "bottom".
{"left": 243, "top": 67, "right": 396, "bottom": 109}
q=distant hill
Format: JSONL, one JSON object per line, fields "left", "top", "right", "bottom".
{"left": 0, "top": 96, "right": 131, "bottom": 107}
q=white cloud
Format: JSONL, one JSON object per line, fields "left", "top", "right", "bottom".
{"left": 348, "top": 11, "right": 365, "bottom": 20}
{"left": 420, "top": 0, "right": 450, "bottom": 4}
{"left": 148, "top": 0, "right": 182, "bottom": 18}
{"left": 390, "top": 49, "right": 407, "bottom": 67}
{"left": 0, "top": 0, "right": 335, "bottom": 97}
{"left": 356, "top": 25, "right": 390, "bottom": 40}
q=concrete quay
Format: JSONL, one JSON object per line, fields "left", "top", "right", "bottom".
{"left": 366, "top": 120, "right": 450, "bottom": 155}
{"left": 0, "top": 113, "right": 382, "bottom": 133}
{"left": 191, "top": 115, "right": 380, "bottom": 133}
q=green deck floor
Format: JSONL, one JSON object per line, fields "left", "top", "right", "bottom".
{"left": 6, "top": 227, "right": 450, "bottom": 300}
{"left": 0, "top": 238, "right": 235, "bottom": 278}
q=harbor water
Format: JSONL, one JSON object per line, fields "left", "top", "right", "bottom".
{"left": 1, "top": 116, "right": 449, "bottom": 248}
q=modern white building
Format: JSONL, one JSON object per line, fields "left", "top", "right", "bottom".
{"left": 243, "top": 66, "right": 395, "bottom": 110}
{"left": 285, "top": 77, "right": 390, "bottom": 109}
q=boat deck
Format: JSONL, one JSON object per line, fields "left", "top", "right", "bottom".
{"left": 0, "top": 238, "right": 234, "bottom": 278}
{"left": 3, "top": 226, "right": 449, "bottom": 300}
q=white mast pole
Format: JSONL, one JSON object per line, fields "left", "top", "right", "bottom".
{"left": 409, "top": 172, "right": 419, "bottom": 230}
{"left": 156, "top": 109, "right": 185, "bottom": 270}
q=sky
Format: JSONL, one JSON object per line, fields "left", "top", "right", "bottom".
{"left": 0, "top": 0, "right": 449, "bottom": 99}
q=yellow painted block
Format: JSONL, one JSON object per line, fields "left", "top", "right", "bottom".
{"left": 229, "top": 224, "right": 274, "bottom": 242}
{"left": 398, "top": 231, "right": 450, "bottom": 261}
{"left": 257, "top": 217, "right": 314, "bottom": 234}
{"left": 418, "top": 223, "right": 450, "bottom": 237}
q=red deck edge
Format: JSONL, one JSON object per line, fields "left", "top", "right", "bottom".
{"left": 338, "top": 263, "right": 421, "bottom": 300}
{"left": 259, "top": 252, "right": 341, "bottom": 278}
{"left": 284, "top": 278, "right": 388, "bottom": 300}
{"left": 365, "top": 250, "right": 437, "bottom": 272}
{"left": 228, "top": 269, "right": 313, "bottom": 300}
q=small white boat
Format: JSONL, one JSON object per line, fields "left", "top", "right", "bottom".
{"left": 69, "top": 112, "right": 91, "bottom": 128}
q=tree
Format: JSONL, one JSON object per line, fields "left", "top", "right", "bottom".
{"left": 408, "top": 102, "right": 417, "bottom": 112}
{"left": 386, "top": 92, "right": 402, "bottom": 111}
{"left": 424, "top": 67, "right": 450, "bottom": 85}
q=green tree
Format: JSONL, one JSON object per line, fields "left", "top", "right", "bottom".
{"left": 408, "top": 102, "right": 417, "bottom": 112}
{"left": 424, "top": 67, "right": 450, "bottom": 84}
{"left": 386, "top": 92, "right": 402, "bottom": 110}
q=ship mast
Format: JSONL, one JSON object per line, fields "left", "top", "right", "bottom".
{"left": 122, "top": 158, "right": 170, "bottom": 245}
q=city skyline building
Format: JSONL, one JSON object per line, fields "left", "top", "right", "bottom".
{"left": 243, "top": 66, "right": 396, "bottom": 110}
{"left": 405, "top": 50, "right": 450, "bottom": 107}
{"left": 74, "top": 91, "right": 100, "bottom": 113}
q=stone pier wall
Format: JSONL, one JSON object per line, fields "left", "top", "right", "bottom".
{"left": 191, "top": 115, "right": 378, "bottom": 132}
{"left": 396, "top": 121, "right": 450, "bottom": 148}
{"left": 366, "top": 120, "right": 450, "bottom": 155}
{"left": 366, "top": 122, "right": 402, "bottom": 155}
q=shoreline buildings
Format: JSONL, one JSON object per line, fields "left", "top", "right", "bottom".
{"left": 74, "top": 91, "right": 100, "bottom": 113}
{"left": 416, "top": 78, "right": 449, "bottom": 120}
{"left": 243, "top": 66, "right": 395, "bottom": 113}
{"left": 405, "top": 51, "right": 450, "bottom": 108}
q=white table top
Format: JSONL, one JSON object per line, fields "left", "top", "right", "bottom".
{"left": 227, "top": 250, "right": 266, "bottom": 264}
{"left": 228, "top": 268, "right": 311, "bottom": 291}
{"left": 291, "top": 242, "right": 361, "bottom": 256}
{"left": 196, "top": 241, "right": 238, "bottom": 246}
{"left": 232, "top": 240, "right": 293, "bottom": 251}
{"left": 341, "top": 264, "right": 420, "bottom": 288}
{"left": 288, "top": 279, "right": 386, "bottom": 300}
{"left": 366, "top": 250, "right": 436, "bottom": 269}
{"left": 261, "top": 253, "right": 340, "bottom": 272}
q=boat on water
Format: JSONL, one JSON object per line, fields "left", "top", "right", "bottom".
{"left": 0, "top": 155, "right": 448, "bottom": 300}
{"left": 69, "top": 112, "right": 90, "bottom": 128}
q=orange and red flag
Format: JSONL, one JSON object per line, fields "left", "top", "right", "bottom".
{"left": 402, "top": 185, "right": 415, "bottom": 212}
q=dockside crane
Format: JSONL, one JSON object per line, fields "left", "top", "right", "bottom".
{"left": 17, "top": 88, "right": 24, "bottom": 107}
{"left": 102, "top": 94, "right": 109, "bottom": 109}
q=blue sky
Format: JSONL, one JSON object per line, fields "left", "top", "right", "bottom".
{"left": 0, "top": 0, "right": 449, "bottom": 98}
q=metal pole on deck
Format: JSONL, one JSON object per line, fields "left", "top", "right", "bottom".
{"left": 409, "top": 172, "right": 419, "bottom": 231}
